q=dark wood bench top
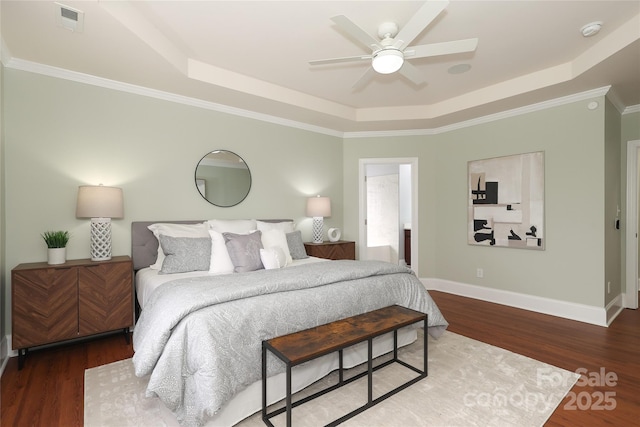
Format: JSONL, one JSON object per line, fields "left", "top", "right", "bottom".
{"left": 265, "top": 305, "right": 426, "bottom": 366}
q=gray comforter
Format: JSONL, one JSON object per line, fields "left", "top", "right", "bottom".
{"left": 133, "top": 260, "right": 448, "bottom": 426}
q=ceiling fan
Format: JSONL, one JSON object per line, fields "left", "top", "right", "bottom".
{"left": 309, "top": 0, "right": 478, "bottom": 89}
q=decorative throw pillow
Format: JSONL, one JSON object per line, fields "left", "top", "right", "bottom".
{"left": 208, "top": 230, "right": 235, "bottom": 275}
{"left": 223, "top": 231, "right": 264, "bottom": 273}
{"left": 260, "top": 247, "right": 286, "bottom": 269}
{"left": 261, "top": 229, "right": 292, "bottom": 266}
{"left": 158, "top": 235, "right": 211, "bottom": 274}
{"left": 148, "top": 222, "right": 209, "bottom": 270}
{"left": 286, "top": 230, "right": 308, "bottom": 260}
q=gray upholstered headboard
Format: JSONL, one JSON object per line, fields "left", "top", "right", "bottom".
{"left": 131, "top": 219, "right": 293, "bottom": 271}
{"left": 131, "top": 220, "right": 203, "bottom": 271}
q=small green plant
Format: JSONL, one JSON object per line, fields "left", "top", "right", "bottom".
{"left": 41, "top": 231, "right": 70, "bottom": 248}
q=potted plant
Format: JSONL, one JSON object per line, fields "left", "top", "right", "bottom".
{"left": 42, "top": 230, "right": 70, "bottom": 265}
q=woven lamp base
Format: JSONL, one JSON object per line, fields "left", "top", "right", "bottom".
{"left": 90, "top": 218, "right": 112, "bottom": 261}
{"left": 312, "top": 217, "right": 324, "bottom": 243}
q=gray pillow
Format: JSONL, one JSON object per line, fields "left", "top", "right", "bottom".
{"left": 223, "top": 231, "right": 264, "bottom": 272}
{"left": 158, "top": 235, "right": 211, "bottom": 274}
{"left": 286, "top": 230, "right": 308, "bottom": 260}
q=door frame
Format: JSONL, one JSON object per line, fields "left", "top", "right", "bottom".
{"left": 359, "top": 157, "right": 419, "bottom": 274}
{"left": 625, "top": 140, "right": 640, "bottom": 309}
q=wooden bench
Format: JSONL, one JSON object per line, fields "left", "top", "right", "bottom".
{"left": 261, "top": 305, "right": 428, "bottom": 427}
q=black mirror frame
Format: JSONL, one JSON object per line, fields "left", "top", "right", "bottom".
{"left": 194, "top": 150, "right": 252, "bottom": 207}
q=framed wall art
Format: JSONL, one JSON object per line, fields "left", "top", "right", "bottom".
{"left": 468, "top": 151, "right": 544, "bottom": 250}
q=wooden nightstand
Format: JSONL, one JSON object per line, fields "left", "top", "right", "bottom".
{"left": 304, "top": 241, "right": 356, "bottom": 260}
{"left": 11, "top": 255, "right": 133, "bottom": 369}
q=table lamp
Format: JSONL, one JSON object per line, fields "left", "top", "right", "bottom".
{"left": 306, "top": 195, "right": 331, "bottom": 243}
{"left": 76, "top": 185, "right": 124, "bottom": 261}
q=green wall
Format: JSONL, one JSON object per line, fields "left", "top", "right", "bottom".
{"left": 2, "top": 69, "right": 343, "bottom": 336}
{"left": 344, "top": 97, "right": 609, "bottom": 308}
{"left": 622, "top": 111, "right": 640, "bottom": 142}
{"left": 1, "top": 66, "right": 631, "bottom": 340}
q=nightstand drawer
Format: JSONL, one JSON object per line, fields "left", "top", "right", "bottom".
{"left": 304, "top": 241, "right": 355, "bottom": 260}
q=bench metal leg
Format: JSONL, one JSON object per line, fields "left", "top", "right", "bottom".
{"left": 262, "top": 344, "right": 267, "bottom": 422}
{"left": 368, "top": 338, "right": 373, "bottom": 404}
{"left": 286, "top": 364, "right": 292, "bottom": 427}
{"left": 424, "top": 318, "right": 428, "bottom": 376}
{"left": 393, "top": 329, "right": 398, "bottom": 360}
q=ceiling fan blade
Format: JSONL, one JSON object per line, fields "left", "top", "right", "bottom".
{"left": 331, "top": 15, "right": 382, "bottom": 51}
{"left": 395, "top": 0, "right": 449, "bottom": 49}
{"left": 406, "top": 38, "right": 478, "bottom": 59}
{"left": 352, "top": 67, "right": 376, "bottom": 91}
{"left": 309, "top": 54, "right": 372, "bottom": 66}
{"left": 399, "top": 61, "right": 427, "bottom": 86}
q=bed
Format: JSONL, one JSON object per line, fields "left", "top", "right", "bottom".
{"left": 131, "top": 219, "right": 448, "bottom": 427}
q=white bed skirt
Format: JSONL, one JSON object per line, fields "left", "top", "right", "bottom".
{"left": 206, "top": 327, "right": 418, "bottom": 427}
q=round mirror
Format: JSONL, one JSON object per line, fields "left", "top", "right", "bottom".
{"left": 195, "top": 150, "right": 251, "bottom": 207}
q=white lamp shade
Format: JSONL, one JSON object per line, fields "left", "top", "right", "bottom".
{"left": 306, "top": 196, "right": 331, "bottom": 218}
{"left": 372, "top": 49, "right": 404, "bottom": 74}
{"left": 76, "top": 185, "right": 124, "bottom": 219}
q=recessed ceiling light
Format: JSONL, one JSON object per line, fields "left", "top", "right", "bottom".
{"left": 448, "top": 64, "right": 471, "bottom": 75}
{"left": 581, "top": 21, "right": 602, "bottom": 37}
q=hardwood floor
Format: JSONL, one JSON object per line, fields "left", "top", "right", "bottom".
{"left": 1, "top": 332, "right": 134, "bottom": 426}
{"left": 1, "top": 291, "right": 638, "bottom": 426}
{"left": 430, "top": 291, "right": 640, "bottom": 426}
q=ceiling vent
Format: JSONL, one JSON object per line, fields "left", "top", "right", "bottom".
{"left": 55, "top": 2, "right": 84, "bottom": 33}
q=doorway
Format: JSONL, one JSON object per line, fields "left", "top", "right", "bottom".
{"left": 625, "top": 140, "right": 640, "bottom": 309}
{"left": 359, "top": 158, "right": 419, "bottom": 274}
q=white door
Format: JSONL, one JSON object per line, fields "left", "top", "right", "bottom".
{"left": 359, "top": 158, "right": 418, "bottom": 272}
{"left": 366, "top": 172, "right": 399, "bottom": 263}
{"left": 625, "top": 140, "right": 640, "bottom": 309}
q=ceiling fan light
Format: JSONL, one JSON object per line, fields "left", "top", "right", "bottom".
{"left": 372, "top": 49, "right": 404, "bottom": 74}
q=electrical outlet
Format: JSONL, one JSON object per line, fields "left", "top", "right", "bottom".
{"left": 476, "top": 268, "right": 484, "bottom": 278}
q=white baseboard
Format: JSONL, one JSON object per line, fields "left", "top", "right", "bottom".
{"left": 422, "top": 277, "right": 609, "bottom": 327}
{"left": 605, "top": 294, "right": 624, "bottom": 326}
{"left": 4, "top": 334, "right": 17, "bottom": 356}
{"left": 1, "top": 334, "right": 10, "bottom": 376}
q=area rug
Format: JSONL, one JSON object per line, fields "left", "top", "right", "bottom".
{"left": 84, "top": 331, "right": 579, "bottom": 427}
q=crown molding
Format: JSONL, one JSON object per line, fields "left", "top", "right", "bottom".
{"left": 5, "top": 58, "right": 343, "bottom": 138}
{"left": 4, "top": 57, "right": 628, "bottom": 139}
{"left": 624, "top": 104, "right": 640, "bottom": 115}
{"left": 343, "top": 86, "right": 612, "bottom": 139}
{"left": 606, "top": 87, "right": 625, "bottom": 113}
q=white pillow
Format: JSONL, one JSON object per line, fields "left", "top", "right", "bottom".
{"left": 207, "top": 219, "right": 257, "bottom": 234}
{"left": 260, "top": 247, "right": 286, "bottom": 269}
{"left": 147, "top": 222, "right": 209, "bottom": 270}
{"left": 256, "top": 220, "right": 295, "bottom": 233}
{"left": 208, "top": 230, "right": 235, "bottom": 274}
{"left": 261, "top": 229, "right": 292, "bottom": 266}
